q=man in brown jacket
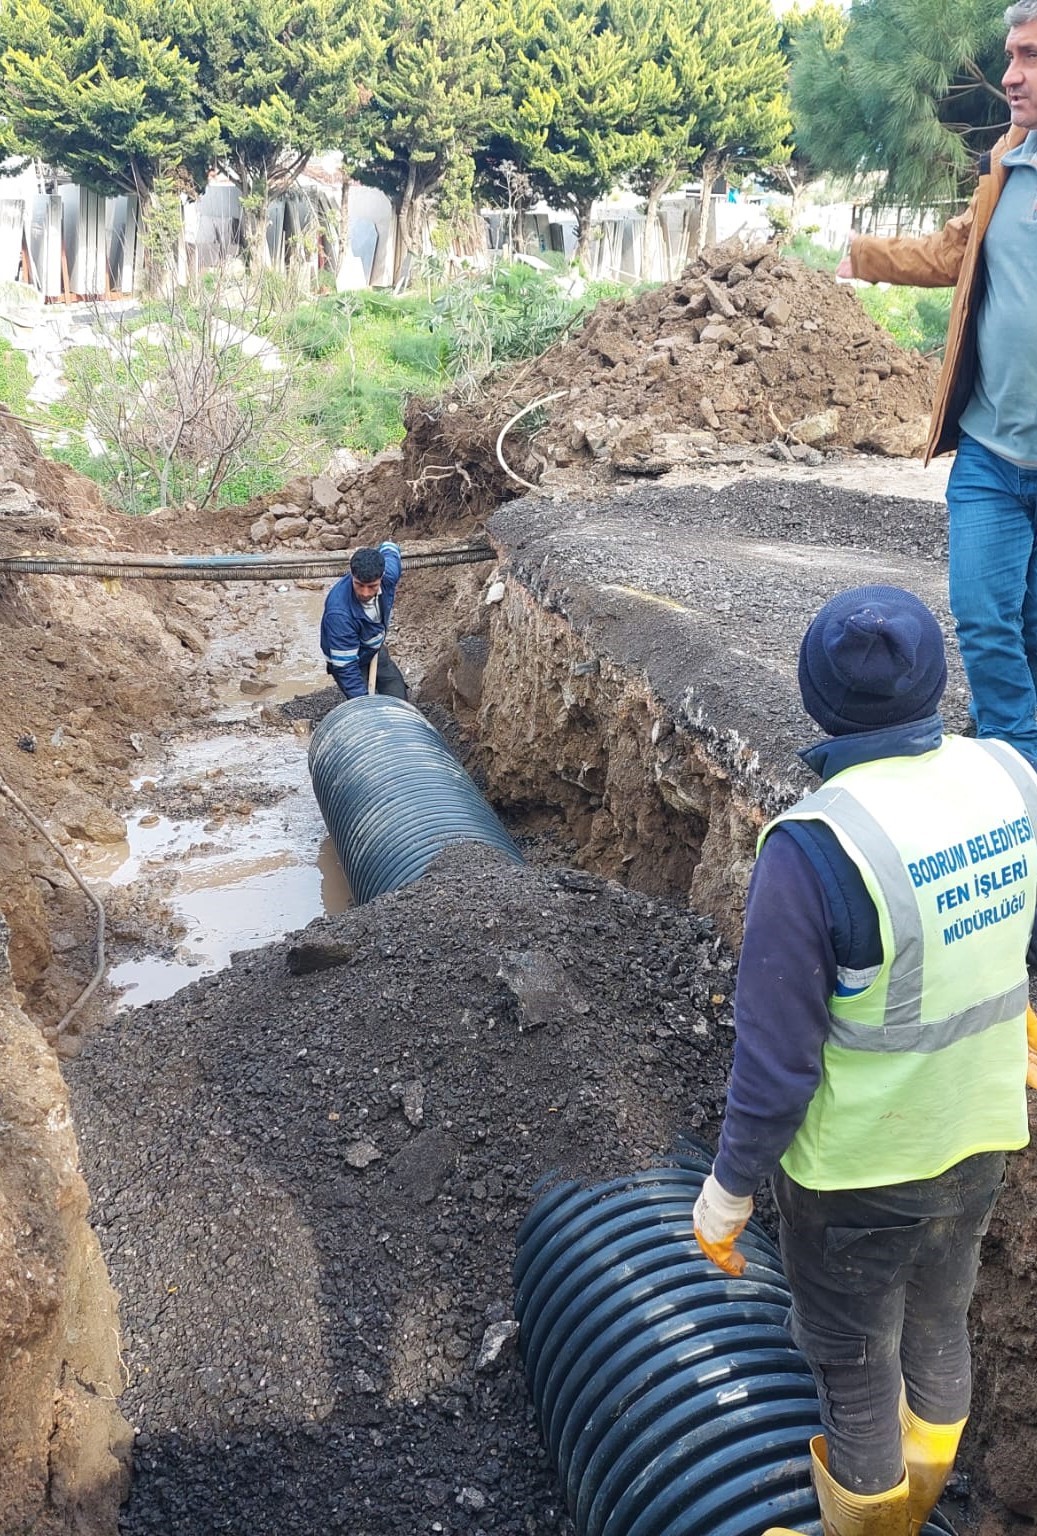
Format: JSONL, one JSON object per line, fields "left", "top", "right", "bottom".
{"left": 837, "top": 1, "right": 1037, "bottom": 767}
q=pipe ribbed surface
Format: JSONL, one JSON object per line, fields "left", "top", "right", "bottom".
{"left": 514, "top": 1152, "right": 953, "bottom": 1536}
{"left": 309, "top": 695, "right": 524, "bottom": 904}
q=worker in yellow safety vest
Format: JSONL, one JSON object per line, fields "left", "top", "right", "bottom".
{"left": 692, "top": 585, "right": 1037, "bottom": 1536}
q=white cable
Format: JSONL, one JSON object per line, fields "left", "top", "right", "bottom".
{"left": 495, "top": 390, "right": 567, "bottom": 495}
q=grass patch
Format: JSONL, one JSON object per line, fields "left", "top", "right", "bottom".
{"left": 0, "top": 338, "right": 32, "bottom": 417}
{"left": 856, "top": 285, "right": 952, "bottom": 355}
{"left": 785, "top": 235, "right": 840, "bottom": 272}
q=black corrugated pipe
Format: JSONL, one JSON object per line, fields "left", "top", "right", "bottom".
{"left": 514, "top": 1150, "right": 953, "bottom": 1536}
{"left": 309, "top": 695, "right": 524, "bottom": 904}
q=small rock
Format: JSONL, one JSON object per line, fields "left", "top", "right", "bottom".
{"left": 484, "top": 580, "right": 506, "bottom": 605}
{"left": 762, "top": 297, "right": 792, "bottom": 328}
{"left": 789, "top": 408, "right": 840, "bottom": 446}
{"left": 475, "top": 1320, "right": 519, "bottom": 1371}
{"left": 58, "top": 801, "right": 126, "bottom": 845}
{"left": 345, "top": 1140, "right": 381, "bottom": 1169}
{"left": 698, "top": 397, "right": 721, "bottom": 431}
{"left": 390, "top": 1080, "right": 426, "bottom": 1127}
{"left": 250, "top": 512, "right": 276, "bottom": 544}
{"left": 854, "top": 415, "right": 931, "bottom": 457}
{"left": 309, "top": 475, "right": 340, "bottom": 513}
{"left": 286, "top": 939, "right": 353, "bottom": 976}
{"left": 699, "top": 323, "right": 738, "bottom": 346}
{"left": 166, "top": 619, "right": 206, "bottom": 655}
{"left": 42, "top": 638, "right": 70, "bottom": 666}
{"left": 702, "top": 277, "right": 737, "bottom": 318}
{"left": 273, "top": 515, "right": 309, "bottom": 542}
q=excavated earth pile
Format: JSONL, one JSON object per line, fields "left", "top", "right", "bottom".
{"left": 234, "top": 242, "right": 940, "bottom": 541}
{"left": 66, "top": 846, "right": 738, "bottom": 1536}
{"left": 396, "top": 241, "right": 939, "bottom": 522}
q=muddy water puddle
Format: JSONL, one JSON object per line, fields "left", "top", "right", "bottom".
{"left": 97, "top": 585, "right": 349, "bottom": 1008}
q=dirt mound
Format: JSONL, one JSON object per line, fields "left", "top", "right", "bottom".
{"left": 67, "top": 843, "right": 739, "bottom": 1535}
{"left": 0, "top": 407, "right": 110, "bottom": 531}
{"left": 395, "top": 241, "right": 938, "bottom": 526}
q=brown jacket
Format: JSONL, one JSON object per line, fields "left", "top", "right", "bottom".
{"left": 850, "top": 126, "right": 1027, "bottom": 462}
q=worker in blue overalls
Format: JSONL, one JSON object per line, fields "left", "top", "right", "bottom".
{"left": 320, "top": 541, "right": 406, "bottom": 701}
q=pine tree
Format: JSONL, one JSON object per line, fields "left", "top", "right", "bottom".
{"left": 612, "top": 0, "right": 707, "bottom": 271}
{"left": 0, "top": 0, "right": 216, "bottom": 207}
{"left": 757, "top": 1, "right": 847, "bottom": 223}
{"left": 790, "top": 0, "right": 1007, "bottom": 211}
{"left": 491, "top": 0, "right": 676, "bottom": 268}
{"left": 684, "top": 0, "right": 792, "bottom": 252}
{"left": 179, "top": 0, "right": 372, "bottom": 261}
{"left": 349, "top": 0, "right": 506, "bottom": 282}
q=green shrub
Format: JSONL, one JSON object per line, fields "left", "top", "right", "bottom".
{"left": 785, "top": 235, "right": 840, "bottom": 271}
{"left": 0, "top": 338, "right": 32, "bottom": 416}
{"left": 281, "top": 300, "right": 352, "bottom": 359}
{"left": 857, "top": 284, "right": 952, "bottom": 355}
{"left": 386, "top": 328, "right": 450, "bottom": 377}
{"left": 307, "top": 367, "right": 413, "bottom": 454}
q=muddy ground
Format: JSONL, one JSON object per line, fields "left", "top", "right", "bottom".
{"left": 2, "top": 244, "right": 1037, "bottom": 1536}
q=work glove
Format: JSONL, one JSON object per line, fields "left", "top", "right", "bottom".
{"left": 1027, "top": 1004, "right": 1037, "bottom": 1091}
{"left": 693, "top": 1171, "right": 754, "bottom": 1277}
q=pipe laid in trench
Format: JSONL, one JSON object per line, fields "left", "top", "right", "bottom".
{"left": 514, "top": 1151, "right": 954, "bottom": 1536}
{"left": 0, "top": 541, "right": 495, "bottom": 582}
{"left": 309, "top": 694, "right": 524, "bottom": 904}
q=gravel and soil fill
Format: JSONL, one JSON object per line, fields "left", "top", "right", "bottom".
{"left": 67, "top": 844, "right": 738, "bottom": 1534}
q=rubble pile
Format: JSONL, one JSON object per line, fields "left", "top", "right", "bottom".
{"left": 232, "top": 242, "right": 941, "bottom": 542}
{"left": 385, "top": 241, "right": 941, "bottom": 525}
{"left": 533, "top": 240, "right": 939, "bottom": 471}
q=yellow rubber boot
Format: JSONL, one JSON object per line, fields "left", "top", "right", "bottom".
{"left": 808, "top": 1435, "right": 910, "bottom": 1536}
{"left": 899, "top": 1389, "right": 967, "bottom": 1536}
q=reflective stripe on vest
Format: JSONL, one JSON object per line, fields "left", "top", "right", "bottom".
{"left": 782, "top": 779, "right": 1029, "bottom": 1052}
{"left": 759, "top": 736, "right": 1036, "bottom": 1188}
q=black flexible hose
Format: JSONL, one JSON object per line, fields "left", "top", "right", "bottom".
{"left": 0, "top": 542, "right": 495, "bottom": 582}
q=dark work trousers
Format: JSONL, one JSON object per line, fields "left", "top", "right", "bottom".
{"left": 332, "top": 648, "right": 408, "bottom": 701}
{"left": 373, "top": 647, "right": 407, "bottom": 699}
{"left": 773, "top": 1151, "right": 1006, "bottom": 1495}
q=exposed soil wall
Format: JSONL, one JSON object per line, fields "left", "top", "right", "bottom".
{"left": 0, "top": 917, "right": 131, "bottom": 1534}
{"left": 423, "top": 579, "right": 760, "bottom": 948}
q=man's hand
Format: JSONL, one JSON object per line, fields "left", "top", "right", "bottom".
{"left": 693, "top": 1171, "right": 754, "bottom": 1276}
{"left": 835, "top": 255, "right": 855, "bottom": 279}
{"left": 1026, "top": 1004, "right": 1037, "bottom": 1089}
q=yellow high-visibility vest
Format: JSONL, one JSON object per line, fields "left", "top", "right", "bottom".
{"left": 760, "top": 736, "right": 1037, "bottom": 1190}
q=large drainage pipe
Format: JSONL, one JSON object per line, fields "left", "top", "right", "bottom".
{"left": 514, "top": 1152, "right": 951, "bottom": 1536}
{"left": 309, "top": 695, "right": 524, "bottom": 904}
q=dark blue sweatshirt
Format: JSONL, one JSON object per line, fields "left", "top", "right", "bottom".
{"left": 713, "top": 715, "right": 960, "bottom": 1196}
{"left": 320, "top": 541, "right": 402, "bottom": 699}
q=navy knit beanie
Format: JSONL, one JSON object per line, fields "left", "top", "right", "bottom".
{"left": 350, "top": 546, "right": 385, "bottom": 582}
{"left": 798, "top": 586, "right": 947, "bottom": 736}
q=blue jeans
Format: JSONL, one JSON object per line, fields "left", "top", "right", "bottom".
{"left": 946, "top": 434, "right": 1037, "bottom": 764}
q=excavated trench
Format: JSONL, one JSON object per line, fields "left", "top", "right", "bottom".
{"left": 4, "top": 470, "right": 1037, "bottom": 1536}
